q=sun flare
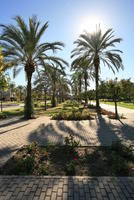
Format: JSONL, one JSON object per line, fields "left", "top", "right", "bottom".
{"left": 78, "top": 16, "right": 106, "bottom": 34}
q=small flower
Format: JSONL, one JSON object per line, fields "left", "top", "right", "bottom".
{"left": 74, "top": 157, "right": 78, "bottom": 161}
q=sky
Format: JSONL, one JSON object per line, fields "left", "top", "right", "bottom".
{"left": 0, "top": 0, "right": 134, "bottom": 88}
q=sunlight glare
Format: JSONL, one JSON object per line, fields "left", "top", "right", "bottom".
{"left": 78, "top": 16, "right": 106, "bottom": 34}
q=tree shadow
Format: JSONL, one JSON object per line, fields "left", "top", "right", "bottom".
{"left": 0, "top": 123, "right": 30, "bottom": 134}
{"left": 96, "top": 114, "right": 120, "bottom": 145}
{"left": 56, "top": 121, "right": 90, "bottom": 145}
{"left": 96, "top": 114, "right": 134, "bottom": 145}
{"left": 0, "top": 145, "right": 19, "bottom": 167}
{"left": 0, "top": 117, "right": 27, "bottom": 128}
{"left": 28, "top": 123, "right": 65, "bottom": 145}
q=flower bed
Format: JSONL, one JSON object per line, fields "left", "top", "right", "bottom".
{"left": 0, "top": 136, "right": 134, "bottom": 176}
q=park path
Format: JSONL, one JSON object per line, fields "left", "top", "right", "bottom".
{"left": 0, "top": 176, "right": 134, "bottom": 199}
{"left": 0, "top": 112, "right": 134, "bottom": 166}
{"left": 99, "top": 103, "right": 134, "bottom": 120}
{"left": 1, "top": 103, "right": 24, "bottom": 111}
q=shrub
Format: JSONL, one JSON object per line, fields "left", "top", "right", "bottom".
{"left": 64, "top": 134, "right": 80, "bottom": 155}
{"left": 40, "top": 166, "right": 48, "bottom": 175}
{"left": 65, "top": 160, "right": 75, "bottom": 175}
{"left": 111, "top": 142, "right": 134, "bottom": 160}
{"left": 7, "top": 154, "right": 36, "bottom": 175}
{"left": 27, "top": 142, "right": 39, "bottom": 154}
{"left": 0, "top": 112, "right": 8, "bottom": 119}
{"left": 34, "top": 102, "right": 40, "bottom": 108}
{"left": 109, "top": 151, "right": 129, "bottom": 174}
{"left": 52, "top": 109, "right": 93, "bottom": 120}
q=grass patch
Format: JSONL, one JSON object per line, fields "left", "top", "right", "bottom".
{"left": 1, "top": 139, "right": 134, "bottom": 176}
{"left": 0, "top": 108, "right": 24, "bottom": 119}
{"left": 101, "top": 101, "right": 134, "bottom": 109}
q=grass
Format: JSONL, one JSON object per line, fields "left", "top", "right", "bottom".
{"left": 1, "top": 141, "right": 134, "bottom": 176}
{"left": 0, "top": 108, "right": 24, "bottom": 119}
{"left": 101, "top": 100, "right": 134, "bottom": 109}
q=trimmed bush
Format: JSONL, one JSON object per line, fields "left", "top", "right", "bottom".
{"left": 52, "top": 109, "right": 93, "bottom": 120}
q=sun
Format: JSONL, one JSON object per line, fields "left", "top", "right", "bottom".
{"left": 78, "top": 16, "right": 106, "bottom": 34}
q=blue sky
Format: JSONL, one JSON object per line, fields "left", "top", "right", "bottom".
{"left": 1, "top": 0, "right": 134, "bottom": 88}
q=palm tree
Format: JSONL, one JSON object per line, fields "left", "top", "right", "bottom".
{"left": 71, "top": 27, "right": 123, "bottom": 110}
{"left": 57, "top": 75, "right": 70, "bottom": 103}
{"left": 48, "top": 64, "right": 66, "bottom": 107}
{"left": 34, "top": 68, "right": 50, "bottom": 110}
{"left": 0, "top": 16, "right": 67, "bottom": 118}
{"left": 71, "top": 57, "right": 93, "bottom": 104}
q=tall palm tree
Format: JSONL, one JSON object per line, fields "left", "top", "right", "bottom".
{"left": 34, "top": 67, "right": 50, "bottom": 110}
{"left": 48, "top": 64, "right": 66, "bottom": 107}
{"left": 71, "top": 27, "right": 123, "bottom": 110}
{"left": 57, "top": 75, "right": 70, "bottom": 103}
{"left": 71, "top": 57, "right": 93, "bottom": 104}
{"left": 0, "top": 16, "right": 67, "bottom": 118}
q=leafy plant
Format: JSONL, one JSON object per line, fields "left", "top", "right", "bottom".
{"left": 65, "top": 160, "right": 75, "bottom": 175}
{"left": 109, "top": 151, "right": 129, "bottom": 174}
{"left": 64, "top": 134, "right": 80, "bottom": 155}
{"left": 111, "top": 142, "right": 134, "bottom": 160}
{"left": 0, "top": 112, "right": 8, "bottom": 119}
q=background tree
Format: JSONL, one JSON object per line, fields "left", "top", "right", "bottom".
{"left": 0, "top": 16, "right": 67, "bottom": 118}
{"left": 107, "top": 78, "right": 121, "bottom": 119}
{"left": 71, "top": 27, "right": 123, "bottom": 110}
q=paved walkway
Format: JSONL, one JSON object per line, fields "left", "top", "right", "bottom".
{"left": 2, "top": 103, "right": 24, "bottom": 111}
{"left": 99, "top": 103, "right": 134, "bottom": 120}
{"left": 0, "top": 113, "right": 134, "bottom": 166}
{"left": 0, "top": 176, "right": 134, "bottom": 200}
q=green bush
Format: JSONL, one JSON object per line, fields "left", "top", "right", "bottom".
{"left": 65, "top": 160, "right": 75, "bottom": 175}
{"left": 109, "top": 151, "right": 129, "bottom": 174}
{"left": 52, "top": 109, "right": 93, "bottom": 120}
{"left": 0, "top": 112, "right": 8, "bottom": 119}
{"left": 34, "top": 102, "right": 40, "bottom": 108}
{"left": 7, "top": 154, "right": 36, "bottom": 175}
{"left": 64, "top": 134, "right": 80, "bottom": 155}
{"left": 111, "top": 142, "right": 134, "bottom": 160}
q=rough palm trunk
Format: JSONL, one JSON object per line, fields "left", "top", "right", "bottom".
{"left": 78, "top": 76, "right": 82, "bottom": 102}
{"left": 24, "top": 62, "right": 34, "bottom": 119}
{"left": 44, "top": 89, "right": 47, "bottom": 111}
{"left": 94, "top": 56, "right": 100, "bottom": 110}
{"left": 25, "top": 74, "right": 32, "bottom": 118}
{"left": 114, "top": 100, "right": 119, "bottom": 119}
{"left": 84, "top": 72, "right": 88, "bottom": 105}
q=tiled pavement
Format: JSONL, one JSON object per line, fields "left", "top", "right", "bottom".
{"left": 0, "top": 176, "right": 134, "bottom": 200}
{"left": 0, "top": 115, "right": 134, "bottom": 166}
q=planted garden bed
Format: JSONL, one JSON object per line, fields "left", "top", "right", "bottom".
{"left": 0, "top": 136, "right": 134, "bottom": 176}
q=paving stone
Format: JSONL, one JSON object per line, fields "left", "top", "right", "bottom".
{"left": 0, "top": 176, "right": 133, "bottom": 199}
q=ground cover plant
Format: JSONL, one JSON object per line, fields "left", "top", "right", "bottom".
{"left": 0, "top": 136, "right": 134, "bottom": 176}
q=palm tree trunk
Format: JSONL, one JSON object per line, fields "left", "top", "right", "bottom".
{"left": 94, "top": 57, "right": 100, "bottom": 110}
{"left": 44, "top": 89, "right": 47, "bottom": 111}
{"left": 79, "top": 77, "right": 82, "bottom": 102}
{"left": 84, "top": 73, "right": 88, "bottom": 105}
{"left": 25, "top": 73, "right": 33, "bottom": 119}
{"left": 114, "top": 100, "right": 119, "bottom": 119}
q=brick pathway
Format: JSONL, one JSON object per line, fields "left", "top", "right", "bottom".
{"left": 0, "top": 115, "right": 134, "bottom": 166}
{"left": 0, "top": 176, "right": 134, "bottom": 199}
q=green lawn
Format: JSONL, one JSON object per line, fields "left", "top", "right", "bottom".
{"left": 0, "top": 108, "right": 24, "bottom": 119}
{"left": 101, "top": 101, "right": 134, "bottom": 109}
